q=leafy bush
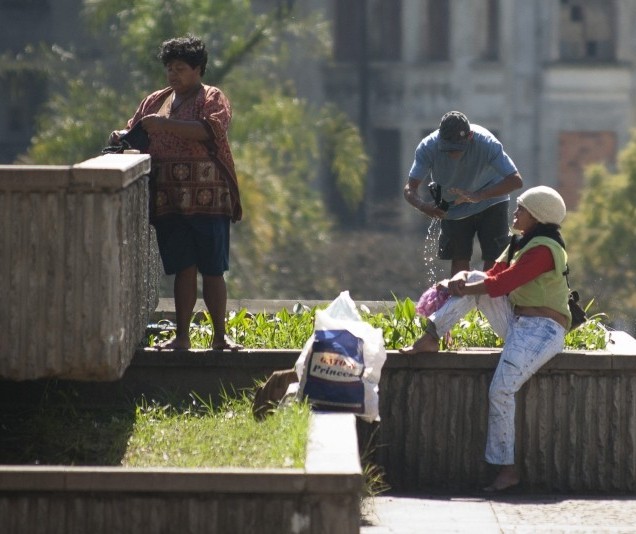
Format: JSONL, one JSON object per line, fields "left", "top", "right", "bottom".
{"left": 148, "top": 298, "right": 609, "bottom": 351}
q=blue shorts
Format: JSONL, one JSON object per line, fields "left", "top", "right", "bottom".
{"left": 438, "top": 201, "right": 510, "bottom": 262}
{"left": 153, "top": 215, "right": 230, "bottom": 276}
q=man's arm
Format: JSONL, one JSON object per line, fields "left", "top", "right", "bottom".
{"left": 450, "top": 171, "right": 523, "bottom": 204}
{"left": 403, "top": 178, "right": 447, "bottom": 219}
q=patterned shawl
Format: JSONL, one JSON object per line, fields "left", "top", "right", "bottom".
{"left": 127, "top": 85, "right": 242, "bottom": 222}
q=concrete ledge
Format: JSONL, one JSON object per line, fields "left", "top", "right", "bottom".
{"left": 2, "top": 330, "right": 636, "bottom": 495}
{"left": 0, "top": 413, "right": 362, "bottom": 534}
{"left": 0, "top": 157, "right": 160, "bottom": 381}
{"left": 72, "top": 154, "right": 151, "bottom": 191}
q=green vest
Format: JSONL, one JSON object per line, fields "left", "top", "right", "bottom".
{"left": 498, "top": 236, "right": 572, "bottom": 329}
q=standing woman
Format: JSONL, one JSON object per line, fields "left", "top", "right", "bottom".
{"left": 110, "top": 34, "right": 242, "bottom": 350}
{"left": 400, "top": 186, "right": 571, "bottom": 491}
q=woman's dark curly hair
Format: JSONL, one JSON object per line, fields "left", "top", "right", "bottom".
{"left": 158, "top": 34, "right": 208, "bottom": 75}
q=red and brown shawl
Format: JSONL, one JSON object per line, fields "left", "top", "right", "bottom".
{"left": 127, "top": 85, "right": 242, "bottom": 222}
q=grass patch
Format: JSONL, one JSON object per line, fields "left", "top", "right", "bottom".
{"left": 147, "top": 297, "right": 609, "bottom": 351}
{"left": 0, "top": 388, "right": 134, "bottom": 465}
{"left": 0, "top": 388, "right": 310, "bottom": 469}
{"left": 124, "top": 392, "right": 310, "bottom": 469}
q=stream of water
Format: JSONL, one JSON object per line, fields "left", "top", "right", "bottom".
{"left": 420, "top": 218, "right": 443, "bottom": 289}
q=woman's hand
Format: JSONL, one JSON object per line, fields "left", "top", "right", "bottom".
{"left": 108, "top": 130, "right": 127, "bottom": 145}
{"left": 446, "top": 271, "right": 468, "bottom": 296}
{"left": 448, "top": 278, "right": 466, "bottom": 296}
{"left": 436, "top": 279, "right": 450, "bottom": 290}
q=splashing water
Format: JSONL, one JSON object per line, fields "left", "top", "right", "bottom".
{"left": 421, "top": 219, "right": 442, "bottom": 288}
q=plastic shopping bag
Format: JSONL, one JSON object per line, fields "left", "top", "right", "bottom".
{"left": 295, "top": 291, "right": 387, "bottom": 423}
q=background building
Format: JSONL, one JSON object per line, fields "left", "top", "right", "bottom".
{"left": 293, "top": 0, "right": 635, "bottom": 227}
{"left": 1, "top": 0, "right": 634, "bottom": 230}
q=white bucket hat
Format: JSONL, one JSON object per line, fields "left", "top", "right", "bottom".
{"left": 517, "top": 186, "right": 566, "bottom": 225}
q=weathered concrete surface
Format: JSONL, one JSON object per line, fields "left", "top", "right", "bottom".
{"left": 1, "top": 331, "right": 635, "bottom": 494}
{"left": 361, "top": 330, "right": 636, "bottom": 494}
{"left": 0, "top": 155, "right": 160, "bottom": 380}
{"left": 0, "top": 413, "right": 362, "bottom": 534}
{"left": 361, "top": 494, "right": 636, "bottom": 534}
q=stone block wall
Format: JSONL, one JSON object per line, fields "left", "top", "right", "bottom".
{"left": 0, "top": 155, "right": 160, "bottom": 380}
{"left": 0, "top": 413, "right": 362, "bottom": 534}
{"left": 364, "top": 333, "right": 636, "bottom": 493}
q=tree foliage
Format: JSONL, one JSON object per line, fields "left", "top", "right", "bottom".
{"left": 562, "top": 132, "right": 636, "bottom": 332}
{"left": 21, "top": 0, "right": 368, "bottom": 298}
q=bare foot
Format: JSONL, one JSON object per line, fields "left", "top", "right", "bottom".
{"left": 399, "top": 333, "right": 440, "bottom": 355}
{"left": 154, "top": 336, "right": 190, "bottom": 350}
{"left": 212, "top": 335, "right": 243, "bottom": 351}
{"left": 484, "top": 465, "right": 520, "bottom": 492}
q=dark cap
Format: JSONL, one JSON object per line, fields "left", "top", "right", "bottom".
{"left": 438, "top": 111, "right": 471, "bottom": 151}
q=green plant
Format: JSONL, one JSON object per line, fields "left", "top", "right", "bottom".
{"left": 148, "top": 297, "right": 609, "bottom": 351}
{"left": 0, "top": 386, "right": 311, "bottom": 469}
{"left": 124, "top": 391, "right": 310, "bottom": 468}
{"left": 226, "top": 305, "right": 318, "bottom": 349}
{"left": 363, "top": 296, "right": 427, "bottom": 350}
{"left": 564, "top": 299, "right": 609, "bottom": 350}
{"left": 147, "top": 306, "right": 321, "bottom": 349}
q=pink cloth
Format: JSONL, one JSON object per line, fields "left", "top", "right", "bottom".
{"left": 416, "top": 286, "right": 451, "bottom": 317}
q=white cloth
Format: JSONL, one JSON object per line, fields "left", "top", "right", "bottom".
{"left": 429, "top": 271, "right": 566, "bottom": 465}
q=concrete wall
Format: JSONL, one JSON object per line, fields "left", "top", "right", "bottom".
{"left": 3, "top": 330, "right": 634, "bottom": 493}
{"left": 363, "top": 332, "right": 636, "bottom": 493}
{"left": 0, "top": 154, "right": 160, "bottom": 381}
{"left": 0, "top": 413, "right": 362, "bottom": 534}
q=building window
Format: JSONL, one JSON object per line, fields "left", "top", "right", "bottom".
{"left": 426, "top": 0, "right": 450, "bottom": 61}
{"left": 371, "top": 128, "right": 401, "bottom": 200}
{"left": 559, "top": 0, "right": 616, "bottom": 61}
{"left": 480, "top": 0, "right": 499, "bottom": 61}
{"left": 333, "top": 0, "right": 364, "bottom": 61}
{"left": 334, "top": 0, "right": 401, "bottom": 62}
{"left": 557, "top": 130, "right": 616, "bottom": 208}
{"left": 368, "top": 0, "right": 401, "bottom": 61}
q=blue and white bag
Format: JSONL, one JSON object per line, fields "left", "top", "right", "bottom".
{"left": 295, "top": 291, "right": 387, "bottom": 423}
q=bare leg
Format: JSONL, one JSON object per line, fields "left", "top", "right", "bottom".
{"left": 157, "top": 265, "right": 197, "bottom": 350}
{"left": 451, "top": 259, "right": 470, "bottom": 276}
{"left": 484, "top": 464, "right": 520, "bottom": 492}
{"left": 202, "top": 274, "right": 242, "bottom": 350}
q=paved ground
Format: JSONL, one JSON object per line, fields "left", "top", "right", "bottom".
{"left": 361, "top": 494, "right": 636, "bottom": 533}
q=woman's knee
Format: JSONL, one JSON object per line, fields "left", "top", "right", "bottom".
{"left": 489, "top": 381, "right": 512, "bottom": 404}
{"left": 489, "top": 365, "right": 523, "bottom": 401}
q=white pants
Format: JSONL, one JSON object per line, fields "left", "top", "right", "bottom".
{"left": 429, "top": 271, "right": 566, "bottom": 465}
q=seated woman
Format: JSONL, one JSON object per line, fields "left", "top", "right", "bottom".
{"left": 400, "top": 186, "right": 572, "bottom": 492}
